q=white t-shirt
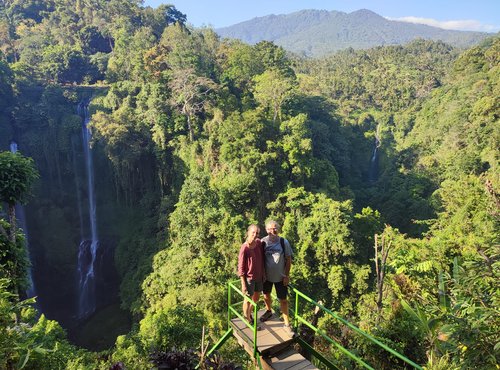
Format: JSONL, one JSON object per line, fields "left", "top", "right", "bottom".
{"left": 261, "top": 235, "right": 293, "bottom": 283}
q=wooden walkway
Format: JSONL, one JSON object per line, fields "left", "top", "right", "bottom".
{"left": 230, "top": 309, "right": 318, "bottom": 370}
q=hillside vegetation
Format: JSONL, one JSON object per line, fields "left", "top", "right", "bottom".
{"left": 0, "top": 1, "right": 498, "bottom": 369}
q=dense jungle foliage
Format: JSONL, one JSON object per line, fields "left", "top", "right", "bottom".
{"left": 0, "top": 1, "right": 498, "bottom": 369}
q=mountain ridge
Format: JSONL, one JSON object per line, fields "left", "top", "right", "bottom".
{"left": 216, "top": 9, "right": 492, "bottom": 57}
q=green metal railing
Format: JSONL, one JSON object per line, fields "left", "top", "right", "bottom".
{"left": 204, "top": 281, "right": 423, "bottom": 370}
{"left": 202, "top": 280, "right": 263, "bottom": 367}
{"left": 288, "top": 283, "right": 423, "bottom": 370}
{"left": 227, "top": 280, "right": 261, "bottom": 361}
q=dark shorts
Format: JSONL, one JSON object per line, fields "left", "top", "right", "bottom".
{"left": 263, "top": 280, "right": 288, "bottom": 300}
{"left": 245, "top": 279, "right": 263, "bottom": 296}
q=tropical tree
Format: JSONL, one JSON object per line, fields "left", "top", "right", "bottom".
{"left": 168, "top": 67, "right": 218, "bottom": 141}
{"left": 253, "top": 68, "right": 296, "bottom": 123}
{"left": 0, "top": 151, "right": 38, "bottom": 243}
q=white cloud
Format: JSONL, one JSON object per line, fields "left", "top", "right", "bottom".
{"left": 386, "top": 16, "right": 499, "bottom": 33}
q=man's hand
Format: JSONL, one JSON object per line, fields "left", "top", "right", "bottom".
{"left": 282, "top": 276, "right": 289, "bottom": 286}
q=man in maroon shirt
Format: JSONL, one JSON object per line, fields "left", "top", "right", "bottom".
{"left": 238, "top": 224, "right": 264, "bottom": 324}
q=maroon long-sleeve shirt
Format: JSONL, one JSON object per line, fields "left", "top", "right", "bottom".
{"left": 237, "top": 240, "right": 264, "bottom": 281}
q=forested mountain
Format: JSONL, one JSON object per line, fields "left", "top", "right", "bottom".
{"left": 0, "top": 1, "right": 498, "bottom": 369}
{"left": 216, "top": 9, "right": 492, "bottom": 57}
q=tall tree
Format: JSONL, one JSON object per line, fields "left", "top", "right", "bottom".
{"left": 0, "top": 151, "right": 38, "bottom": 243}
{"left": 253, "top": 68, "right": 296, "bottom": 123}
{"left": 168, "top": 67, "right": 217, "bottom": 141}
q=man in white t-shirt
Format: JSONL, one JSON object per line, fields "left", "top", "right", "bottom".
{"left": 260, "top": 220, "right": 294, "bottom": 337}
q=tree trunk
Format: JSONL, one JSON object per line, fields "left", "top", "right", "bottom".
{"left": 186, "top": 114, "right": 194, "bottom": 141}
{"left": 8, "top": 203, "right": 16, "bottom": 243}
{"left": 375, "top": 233, "right": 390, "bottom": 319}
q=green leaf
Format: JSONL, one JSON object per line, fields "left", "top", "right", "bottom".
{"left": 18, "top": 349, "right": 30, "bottom": 369}
{"left": 33, "top": 345, "right": 50, "bottom": 354}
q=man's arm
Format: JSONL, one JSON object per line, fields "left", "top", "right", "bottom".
{"left": 282, "top": 255, "right": 291, "bottom": 286}
{"left": 282, "top": 239, "right": 293, "bottom": 285}
{"left": 238, "top": 246, "right": 248, "bottom": 294}
{"left": 260, "top": 240, "right": 267, "bottom": 282}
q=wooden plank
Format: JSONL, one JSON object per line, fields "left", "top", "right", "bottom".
{"left": 262, "top": 348, "right": 318, "bottom": 370}
{"left": 230, "top": 309, "right": 295, "bottom": 356}
{"left": 230, "top": 308, "right": 319, "bottom": 370}
{"left": 287, "top": 361, "right": 318, "bottom": 370}
{"left": 232, "top": 328, "right": 255, "bottom": 358}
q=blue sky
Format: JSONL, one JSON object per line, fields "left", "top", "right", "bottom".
{"left": 143, "top": 0, "right": 500, "bottom": 32}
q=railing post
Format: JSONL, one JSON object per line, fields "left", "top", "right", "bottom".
{"left": 294, "top": 288, "right": 299, "bottom": 329}
{"left": 253, "top": 302, "right": 258, "bottom": 358}
{"left": 227, "top": 281, "right": 231, "bottom": 327}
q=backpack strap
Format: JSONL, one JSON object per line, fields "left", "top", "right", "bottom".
{"left": 260, "top": 241, "right": 266, "bottom": 266}
{"left": 280, "top": 237, "right": 285, "bottom": 255}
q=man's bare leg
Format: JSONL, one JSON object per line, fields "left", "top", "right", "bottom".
{"left": 263, "top": 292, "right": 272, "bottom": 311}
{"left": 280, "top": 299, "right": 290, "bottom": 326}
{"left": 248, "top": 292, "right": 260, "bottom": 324}
{"left": 243, "top": 300, "right": 251, "bottom": 321}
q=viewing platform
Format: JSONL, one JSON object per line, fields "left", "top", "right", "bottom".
{"left": 230, "top": 309, "right": 316, "bottom": 369}
{"left": 203, "top": 281, "right": 424, "bottom": 370}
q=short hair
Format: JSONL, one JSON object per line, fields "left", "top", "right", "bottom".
{"left": 265, "top": 220, "right": 280, "bottom": 230}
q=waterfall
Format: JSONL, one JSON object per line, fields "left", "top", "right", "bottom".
{"left": 76, "top": 100, "right": 99, "bottom": 319}
{"left": 368, "top": 124, "right": 381, "bottom": 183}
{"left": 9, "top": 141, "right": 37, "bottom": 299}
{"left": 370, "top": 141, "right": 379, "bottom": 163}
{"left": 9, "top": 141, "right": 18, "bottom": 153}
{"left": 71, "top": 137, "right": 85, "bottom": 241}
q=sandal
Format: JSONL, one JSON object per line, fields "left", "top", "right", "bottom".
{"left": 246, "top": 316, "right": 261, "bottom": 330}
{"left": 260, "top": 310, "right": 273, "bottom": 322}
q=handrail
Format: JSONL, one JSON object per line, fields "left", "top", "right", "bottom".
{"left": 227, "top": 281, "right": 260, "bottom": 360}
{"left": 224, "top": 280, "right": 422, "bottom": 369}
{"left": 288, "top": 284, "right": 423, "bottom": 370}
{"left": 295, "top": 314, "right": 375, "bottom": 369}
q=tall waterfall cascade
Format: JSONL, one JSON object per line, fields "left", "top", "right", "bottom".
{"left": 76, "top": 99, "right": 99, "bottom": 319}
{"left": 9, "top": 141, "right": 37, "bottom": 299}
